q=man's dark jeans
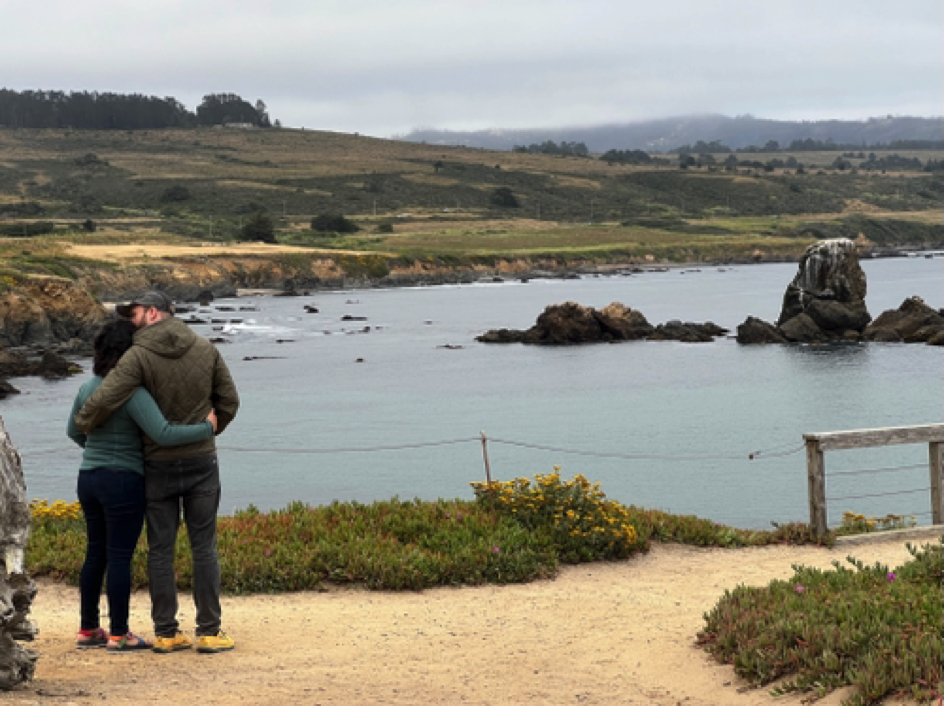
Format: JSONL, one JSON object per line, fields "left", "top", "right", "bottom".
{"left": 77, "top": 468, "right": 145, "bottom": 637}
{"left": 145, "top": 454, "right": 221, "bottom": 638}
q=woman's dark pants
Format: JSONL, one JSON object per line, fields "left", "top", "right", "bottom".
{"left": 77, "top": 468, "right": 145, "bottom": 637}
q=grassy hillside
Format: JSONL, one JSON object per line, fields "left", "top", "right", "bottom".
{"left": 0, "top": 127, "right": 941, "bottom": 272}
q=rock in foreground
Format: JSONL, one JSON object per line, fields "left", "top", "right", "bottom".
{"left": 0, "top": 418, "right": 38, "bottom": 688}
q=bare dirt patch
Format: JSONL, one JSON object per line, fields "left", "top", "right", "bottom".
{"left": 1, "top": 533, "right": 933, "bottom": 705}
{"left": 63, "top": 241, "right": 340, "bottom": 264}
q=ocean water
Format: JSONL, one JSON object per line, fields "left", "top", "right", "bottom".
{"left": 4, "top": 255, "right": 942, "bottom": 529}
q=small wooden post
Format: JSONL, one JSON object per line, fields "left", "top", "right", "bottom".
{"left": 805, "top": 437, "right": 828, "bottom": 538}
{"left": 480, "top": 431, "right": 492, "bottom": 486}
{"left": 929, "top": 441, "right": 943, "bottom": 525}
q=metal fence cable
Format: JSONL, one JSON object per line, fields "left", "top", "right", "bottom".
{"left": 828, "top": 462, "right": 928, "bottom": 477}
{"left": 488, "top": 436, "right": 804, "bottom": 462}
{"left": 218, "top": 437, "right": 479, "bottom": 454}
{"left": 827, "top": 487, "right": 931, "bottom": 502}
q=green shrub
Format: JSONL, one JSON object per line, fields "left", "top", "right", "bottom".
{"left": 0, "top": 221, "right": 55, "bottom": 237}
{"left": 836, "top": 510, "right": 917, "bottom": 536}
{"left": 238, "top": 211, "right": 276, "bottom": 243}
{"left": 490, "top": 187, "right": 519, "bottom": 208}
{"left": 159, "top": 185, "right": 191, "bottom": 203}
{"left": 472, "top": 470, "right": 647, "bottom": 562}
{"left": 698, "top": 541, "right": 943, "bottom": 705}
{"left": 311, "top": 213, "right": 360, "bottom": 233}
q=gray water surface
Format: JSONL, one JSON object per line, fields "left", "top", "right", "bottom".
{"left": 4, "top": 256, "right": 941, "bottom": 529}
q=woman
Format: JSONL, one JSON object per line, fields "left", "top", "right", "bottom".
{"left": 67, "top": 318, "right": 217, "bottom": 653}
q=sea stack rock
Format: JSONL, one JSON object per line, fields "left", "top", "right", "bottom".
{"left": 775, "top": 238, "right": 871, "bottom": 342}
{"left": 0, "top": 418, "right": 38, "bottom": 688}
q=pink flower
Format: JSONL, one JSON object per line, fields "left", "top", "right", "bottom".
{"left": 264, "top": 549, "right": 272, "bottom": 557}
{"left": 794, "top": 585, "right": 804, "bottom": 593}
{"left": 492, "top": 547, "right": 501, "bottom": 553}
{"left": 886, "top": 572, "right": 896, "bottom": 582}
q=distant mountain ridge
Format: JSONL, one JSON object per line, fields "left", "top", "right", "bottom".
{"left": 399, "top": 114, "right": 944, "bottom": 153}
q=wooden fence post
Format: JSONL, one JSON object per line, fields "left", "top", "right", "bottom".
{"left": 930, "top": 441, "right": 943, "bottom": 525}
{"left": 805, "top": 438, "right": 827, "bottom": 538}
{"left": 480, "top": 431, "right": 492, "bottom": 486}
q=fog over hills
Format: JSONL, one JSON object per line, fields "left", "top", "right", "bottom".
{"left": 399, "top": 115, "right": 944, "bottom": 152}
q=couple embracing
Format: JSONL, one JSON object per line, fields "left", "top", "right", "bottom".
{"left": 67, "top": 291, "right": 240, "bottom": 654}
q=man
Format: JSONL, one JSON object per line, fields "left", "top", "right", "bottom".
{"left": 74, "top": 290, "right": 240, "bottom": 655}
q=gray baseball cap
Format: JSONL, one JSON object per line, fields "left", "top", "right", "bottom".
{"left": 115, "top": 290, "right": 175, "bottom": 318}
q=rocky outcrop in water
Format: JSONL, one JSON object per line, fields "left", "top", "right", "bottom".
{"left": 0, "top": 350, "right": 82, "bottom": 381}
{"left": 735, "top": 316, "right": 788, "bottom": 344}
{"left": 737, "top": 238, "right": 874, "bottom": 344}
{"left": 775, "top": 238, "right": 871, "bottom": 342}
{"left": 736, "top": 240, "right": 942, "bottom": 346}
{"left": 863, "top": 297, "right": 944, "bottom": 345}
{"left": 476, "top": 302, "right": 728, "bottom": 345}
{"left": 0, "top": 417, "right": 38, "bottom": 689}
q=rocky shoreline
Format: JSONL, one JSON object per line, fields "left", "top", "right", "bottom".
{"left": 0, "top": 246, "right": 940, "bottom": 397}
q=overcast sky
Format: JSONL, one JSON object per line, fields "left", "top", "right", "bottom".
{"left": 4, "top": 0, "right": 941, "bottom": 137}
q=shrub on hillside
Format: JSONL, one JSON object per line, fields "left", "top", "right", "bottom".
{"left": 489, "top": 187, "right": 519, "bottom": 208}
{"left": 311, "top": 213, "right": 360, "bottom": 234}
{"left": 0, "top": 221, "right": 55, "bottom": 237}
{"left": 159, "top": 184, "right": 191, "bottom": 202}
{"left": 238, "top": 211, "right": 276, "bottom": 243}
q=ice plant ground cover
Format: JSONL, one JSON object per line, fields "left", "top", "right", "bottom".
{"left": 698, "top": 542, "right": 943, "bottom": 705}
{"left": 27, "top": 472, "right": 831, "bottom": 592}
{"left": 25, "top": 474, "right": 940, "bottom": 702}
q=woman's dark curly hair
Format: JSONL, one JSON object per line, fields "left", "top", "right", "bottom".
{"left": 92, "top": 318, "right": 137, "bottom": 377}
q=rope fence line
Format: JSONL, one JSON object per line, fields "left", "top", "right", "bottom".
{"left": 216, "top": 435, "right": 806, "bottom": 463}
{"left": 487, "top": 437, "right": 805, "bottom": 462}
{"left": 828, "top": 462, "right": 928, "bottom": 477}
{"left": 828, "top": 487, "right": 931, "bottom": 502}
{"left": 219, "top": 437, "right": 480, "bottom": 454}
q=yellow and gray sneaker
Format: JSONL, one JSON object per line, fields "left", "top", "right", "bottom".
{"left": 152, "top": 631, "right": 193, "bottom": 654}
{"left": 197, "top": 630, "right": 234, "bottom": 654}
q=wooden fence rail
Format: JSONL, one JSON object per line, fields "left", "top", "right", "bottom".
{"left": 804, "top": 423, "right": 944, "bottom": 538}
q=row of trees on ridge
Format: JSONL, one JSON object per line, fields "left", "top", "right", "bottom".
{"left": 0, "top": 90, "right": 272, "bottom": 129}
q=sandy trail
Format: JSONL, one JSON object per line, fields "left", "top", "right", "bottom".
{"left": 1, "top": 530, "right": 938, "bottom": 705}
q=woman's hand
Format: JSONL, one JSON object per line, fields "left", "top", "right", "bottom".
{"left": 207, "top": 409, "right": 218, "bottom": 433}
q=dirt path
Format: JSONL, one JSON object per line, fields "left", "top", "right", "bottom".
{"left": 2, "top": 531, "right": 937, "bottom": 705}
